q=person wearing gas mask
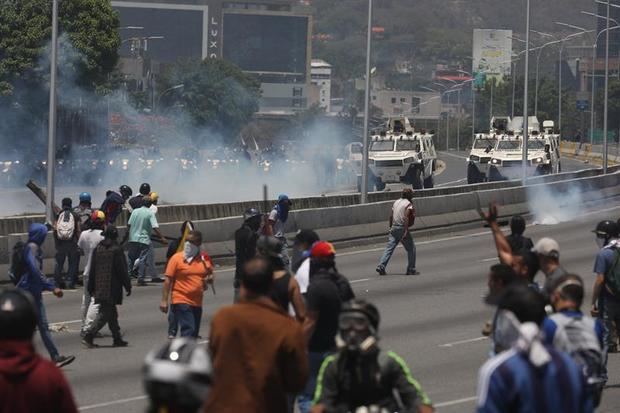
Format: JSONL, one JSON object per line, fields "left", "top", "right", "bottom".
{"left": 160, "top": 230, "right": 214, "bottom": 338}
{"left": 312, "top": 300, "right": 433, "bottom": 413}
{"left": 234, "top": 208, "right": 262, "bottom": 302}
{"left": 591, "top": 220, "right": 620, "bottom": 353}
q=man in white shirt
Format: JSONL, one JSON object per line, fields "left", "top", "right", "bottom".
{"left": 77, "top": 210, "right": 105, "bottom": 337}
{"left": 376, "top": 188, "right": 418, "bottom": 276}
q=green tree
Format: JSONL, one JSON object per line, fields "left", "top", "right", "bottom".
{"left": 159, "top": 58, "right": 261, "bottom": 141}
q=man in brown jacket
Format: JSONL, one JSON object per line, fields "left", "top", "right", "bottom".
{"left": 205, "top": 257, "right": 308, "bottom": 413}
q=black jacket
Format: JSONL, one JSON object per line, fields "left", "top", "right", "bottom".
{"left": 234, "top": 224, "right": 258, "bottom": 282}
{"left": 313, "top": 350, "right": 432, "bottom": 413}
{"left": 88, "top": 239, "right": 131, "bottom": 305}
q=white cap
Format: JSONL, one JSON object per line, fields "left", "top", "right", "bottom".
{"left": 531, "top": 237, "right": 560, "bottom": 258}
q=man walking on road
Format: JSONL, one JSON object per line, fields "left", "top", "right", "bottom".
{"left": 78, "top": 210, "right": 105, "bottom": 337}
{"left": 376, "top": 188, "right": 418, "bottom": 276}
{"left": 17, "top": 223, "right": 75, "bottom": 368}
{"left": 82, "top": 225, "right": 132, "bottom": 348}
{"left": 204, "top": 257, "right": 308, "bottom": 413}
{"left": 124, "top": 196, "right": 167, "bottom": 286}
{"left": 0, "top": 289, "right": 78, "bottom": 412}
{"left": 54, "top": 197, "right": 81, "bottom": 289}
{"left": 160, "top": 230, "right": 214, "bottom": 338}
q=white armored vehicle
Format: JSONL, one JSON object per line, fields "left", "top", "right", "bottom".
{"left": 361, "top": 117, "right": 437, "bottom": 191}
{"left": 466, "top": 116, "right": 509, "bottom": 183}
{"left": 487, "top": 117, "right": 561, "bottom": 181}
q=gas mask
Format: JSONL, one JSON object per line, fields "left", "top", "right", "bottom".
{"left": 335, "top": 313, "right": 378, "bottom": 354}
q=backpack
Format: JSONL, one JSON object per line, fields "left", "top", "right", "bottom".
{"left": 56, "top": 210, "right": 76, "bottom": 240}
{"left": 9, "top": 241, "right": 26, "bottom": 285}
{"left": 604, "top": 247, "right": 620, "bottom": 296}
{"left": 551, "top": 313, "right": 604, "bottom": 406}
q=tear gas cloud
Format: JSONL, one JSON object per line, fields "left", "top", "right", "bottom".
{"left": 0, "top": 36, "right": 356, "bottom": 217}
{"left": 527, "top": 182, "right": 586, "bottom": 225}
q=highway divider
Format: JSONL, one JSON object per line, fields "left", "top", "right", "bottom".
{"left": 0, "top": 169, "right": 618, "bottom": 280}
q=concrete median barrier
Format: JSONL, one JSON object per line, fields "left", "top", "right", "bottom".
{"left": 0, "top": 170, "right": 619, "bottom": 282}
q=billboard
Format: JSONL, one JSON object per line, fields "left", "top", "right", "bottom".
{"left": 223, "top": 13, "right": 309, "bottom": 77}
{"left": 472, "top": 29, "right": 513, "bottom": 89}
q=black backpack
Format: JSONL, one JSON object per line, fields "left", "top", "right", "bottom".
{"left": 9, "top": 241, "right": 26, "bottom": 285}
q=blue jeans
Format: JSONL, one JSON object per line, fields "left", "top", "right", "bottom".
{"left": 36, "top": 299, "right": 59, "bottom": 360}
{"left": 127, "top": 242, "right": 150, "bottom": 282}
{"left": 297, "top": 351, "right": 330, "bottom": 413}
{"left": 172, "top": 304, "right": 202, "bottom": 338}
{"left": 377, "top": 225, "right": 416, "bottom": 272}
{"left": 54, "top": 245, "right": 79, "bottom": 287}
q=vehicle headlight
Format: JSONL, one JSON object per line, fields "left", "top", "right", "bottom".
{"left": 469, "top": 155, "right": 480, "bottom": 162}
{"left": 403, "top": 157, "right": 415, "bottom": 163}
{"left": 532, "top": 157, "right": 544, "bottom": 164}
{"left": 108, "top": 160, "right": 114, "bottom": 166}
{"left": 491, "top": 158, "right": 500, "bottom": 165}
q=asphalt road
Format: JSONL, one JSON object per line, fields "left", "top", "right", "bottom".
{"left": 0, "top": 151, "right": 594, "bottom": 217}
{"left": 37, "top": 199, "right": 620, "bottom": 412}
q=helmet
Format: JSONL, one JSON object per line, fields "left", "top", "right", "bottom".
{"left": 340, "top": 300, "right": 380, "bottom": 331}
{"left": 140, "top": 183, "right": 151, "bottom": 196}
{"left": 256, "top": 235, "right": 283, "bottom": 258}
{"left": 90, "top": 210, "right": 106, "bottom": 224}
{"left": 0, "top": 289, "right": 38, "bottom": 340}
{"left": 79, "top": 192, "right": 92, "bottom": 203}
{"left": 149, "top": 192, "right": 159, "bottom": 203}
{"left": 119, "top": 185, "right": 133, "bottom": 199}
{"left": 243, "top": 208, "right": 261, "bottom": 222}
{"left": 143, "top": 338, "right": 213, "bottom": 412}
{"left": 594, "top": 220, "right": 619, "bottom": 238}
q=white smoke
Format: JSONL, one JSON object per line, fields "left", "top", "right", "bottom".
{"left": 527, "top": 182, "right": 585, "bottom": 225}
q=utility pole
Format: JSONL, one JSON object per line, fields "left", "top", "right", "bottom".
{"left": 522, "top": 0, "right": 531, "bottom": 182}
{"left": 360, "top": 0, "right": 373, "bottom": 202}
{"left": 46, "top": 0, "right": 59, "bottom": 223}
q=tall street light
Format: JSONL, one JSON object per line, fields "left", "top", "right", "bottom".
{"left": 588, "top": 24, "right": 620, "bottom": 145}
{"left": 46, "top": 0, "right": 59, "bottom": 223}
{"left": 155, "top": 84, "right": 184, "bottom": 112}
{"left": 522, "top": 0, "right": 531, "bottom": 182}
{"left": 554, "top": 23, "right": 594, "bottom": 136}
{"left": 360, "top": 0, "right": 373, "bottom": 203}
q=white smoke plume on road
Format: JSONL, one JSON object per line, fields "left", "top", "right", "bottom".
{"left": 527, "top": 182, "right": 585, "bottom": 225}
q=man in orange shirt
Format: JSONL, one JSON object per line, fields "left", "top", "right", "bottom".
{"left": 160, "top": 230, "right": 214, "bottom": 338}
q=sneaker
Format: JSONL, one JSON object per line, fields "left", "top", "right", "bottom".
{"left": 55, "top": 355, "right": 75, "bottom": 368}
{"left": 137, "top": 280, "right": 148, "bottom": 287}
{"left": 113, "top": 338, "right": 129, "bottom": 347}
{"left": 405, "top": 270, "right": 420, "bottom": 276}
{"left": 376, "top": 266, "right": 387, "bottom": 276}
{"left": 81, "top": 336, "right": 98, "bottom": 349}
{"left": 149, "top": 277, "right": 165, "bottom": 283}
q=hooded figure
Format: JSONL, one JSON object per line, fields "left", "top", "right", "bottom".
{"left": 17, "top": 224, "right": 55, "bottom": 298}
{"left": 0, "top": 289, "right": 78, "bottom": 412}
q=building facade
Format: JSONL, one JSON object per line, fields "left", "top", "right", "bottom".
{"left": 310, "top": 59, "right": 332, "bottom": 112}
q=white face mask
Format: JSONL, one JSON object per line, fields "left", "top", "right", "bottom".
{"left": 184, "top": 241, "right": 200, "bottom": 261}
{"left": 595, "top": 236, "right": 606, "bottom": 249}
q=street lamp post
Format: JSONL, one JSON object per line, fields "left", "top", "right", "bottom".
{"left": 155, "top": 84, "right": 184, "bottom": 113}
{"left": 522, "top": 0, "right": 531, "bottom": 182}
{"left": 360, "top": 0, "right": 373, "bottom": 203}
{"left": 604, "top": 0, "right": 610, "bottom": 173}
{"left": 46, "top": 0, "right": 59, "bottom": 223}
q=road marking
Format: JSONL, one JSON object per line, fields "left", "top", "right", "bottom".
{"left": 350, "top": 278, "right": 371, "bottom": 284}
{"left": 439, "top": 336, "right": 488, "bottom": 348}
{"left": 480, "top": 257, "right": 498, "bottom": 262}
{"left": 49, "top": 319, "right": 81, "bottom": 326}
{"left": 437, "top": 178, "right": 468, "bottom": 187}
{"left": 434, "top": 396, "right": 478, "bottom": 408}
{"left": 439, "top": 151, "right": 469, "bottom": 160}
{"left": 79, "top": 395, "right": 148, "bottom": 411}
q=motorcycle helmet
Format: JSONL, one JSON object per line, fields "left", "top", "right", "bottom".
{"left": 119, "top": 185, "right": 133, "bottom": 199}
{"left": 143, "top": 338, "right": 213, "bottom": 412}
{"left": 243, "top": 208, "right": 261, "bottom": 222}
{"left": 79, "top": 192, "right": 92, "bottom": 204}
{"left": 140, "top": 183, "right": 151, "bottom": 196}
{"left": 594, "top": 220, "right": 619, "bottom": 239}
